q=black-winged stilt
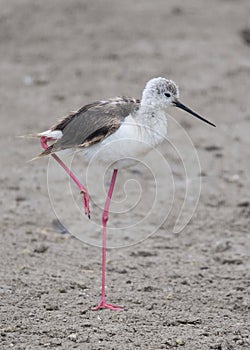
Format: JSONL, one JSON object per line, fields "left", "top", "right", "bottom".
{"left": 35, "top": 77, "right": 215, "bottom": 311}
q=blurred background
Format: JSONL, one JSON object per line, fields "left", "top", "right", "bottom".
{"left": 1, "top": 0, "right": 250, "bottom": 349}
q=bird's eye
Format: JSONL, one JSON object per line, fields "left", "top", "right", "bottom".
{"left": 164, "top": 93, "right": 171, "bottom": 98}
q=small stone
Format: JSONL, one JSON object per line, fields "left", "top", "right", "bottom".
{"left": 171, "top": 7, "right": 183, "bottom": 15}
{"left": 146, "top": 303, "right": 156, "bottom": 310}
{"left": 68, "top": 333, "right": 77, "bottom": 342}
{"left": 0, "top": 326, "right": 15, "bottom": 334}
{"left": 225, "top": 174, "right": 240, "bottom": 183}
{"left": 34, "top": 76, "right": 49, "bottom": 86}
{"left": 237, "top": 199, "right": 250, "bottom": 207}
{"left": 80, "top": 309, "right": 88, "bottom": 315}
{"left": 236, "top": 339, "right": 244, "bottom": 345}
{"left": 23, "top": 76, "right": 33, "bottom": 86}
{"left": 200, "top": 171, "right": 207, "bottom": 177}
{"left": 166, "top": 293, "right": 173, "bottom": 300}
{"left": 204, "top": 145, "right": 222, "bottom": 151}
{"left": 75, "top": 68, "right": 83, "bottom": 76}
{"left": 8, "top": 185, "right": 20, "bottom": 191}
{"left": 34, "top": 244, "right": 49, "bottom": 253}
{"left": 143, "top": 285, "right": 154, "bottom": 292}
{"left": 176, "top": 338, "right": 185, "bottom": 346}
{"left": 15, "top": 195, "right": 26, "bottom": 202}
{"left": 130, "top": 250, "right": 157, "bottom": 257}
{"left": 19, "top": 265, "right": 30, "bottom": 271}
{"left": 215, "top": 153, "right": 223, "bottom": 158}
{"left": 214, "top": 240, "right": 231, "bottom": 253}
{"left": 162, "top": 339, "right": 173, "bottom": 346}
{"left": 209, "top": 343, "right": 222, "bottom": 349}
{"left": 53, "top": 94, "right": 65, "bottom": 101}
{"left": 240, "top": 28, "right": 250, "bottom": 45}
{"left": 52, "top": 340, "right": 62, "bottom": 346}
{"left": 44, "top": 303, "right": 59, "bottom": 311}
{"left": 82, "top": 322, "right": 91, "bottom": 327}
{"left": 21, "top": 249, "right": 31, "bottom": 255}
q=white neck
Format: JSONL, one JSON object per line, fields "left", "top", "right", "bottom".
{"left": 134, "top": 99, "right": 168, "bottom": 147}
{"left": 141, "top": 90, "right": 163, "bottom": 111}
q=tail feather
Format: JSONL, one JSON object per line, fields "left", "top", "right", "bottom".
{"left": 30, "top": 145, "right": 54, "bottom": 161}
{"left": 18, "top": 133, "right": 42, "bottom": 139}
{"left": 23, "top": 129, "right": 63, "bottom": 161}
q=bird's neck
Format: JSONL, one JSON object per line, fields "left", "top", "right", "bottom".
{"left": 138, "top": 94, "right": 167, "bottom": 121}
{"left": 135, "top": 99, "right": 168, "bottom": 146}
{"left": 139, "top": 93, "right": 165, "bottom": 117}
{"left": 140, "top": 92, "right": 163, "bottom": 111}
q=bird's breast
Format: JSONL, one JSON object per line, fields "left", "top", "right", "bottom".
{"left": 82, "top": 113, "right": 167, "bottom": 168}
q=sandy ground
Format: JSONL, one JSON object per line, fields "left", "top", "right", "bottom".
{"left": 1, "top": 0, "right": 250, "bottom": 349}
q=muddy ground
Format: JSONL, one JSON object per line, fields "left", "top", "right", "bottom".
{"left": 0, "top": 0, "right": 250, "bottom": 349}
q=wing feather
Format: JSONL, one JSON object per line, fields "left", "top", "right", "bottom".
{"left": 37, "top": 97, "right": 140, "bottom": 157}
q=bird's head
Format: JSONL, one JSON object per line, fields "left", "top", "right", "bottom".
{"left": 142, "top": 77, "right": 215, "bottom": 127}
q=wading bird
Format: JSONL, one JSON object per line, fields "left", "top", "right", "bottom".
{"left": 35, "top": 77, "right": 215, "bottom": 310}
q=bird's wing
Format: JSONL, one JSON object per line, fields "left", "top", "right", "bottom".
{"left": 38, "top": 97, "right": 140, "bottom": 157}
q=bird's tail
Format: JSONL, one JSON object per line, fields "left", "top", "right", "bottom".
{"left": 31, "top": 146, "right": 54, "bottom": 161}
{"left": 21, "top": 129, "right": 62, "bottom": 161}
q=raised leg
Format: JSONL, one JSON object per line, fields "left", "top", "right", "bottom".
{"left": 40, "top": 136, "right": 90, "bottom": 218}
{"left": 92, "top": 169, "right": 124, "bottom": 311}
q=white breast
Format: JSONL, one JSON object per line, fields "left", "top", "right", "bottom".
{"left": 82, "top": 112, "right": 168, "bottom": 168}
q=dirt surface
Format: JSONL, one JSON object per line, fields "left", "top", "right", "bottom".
{"left": 1, "top": 0, "right": 250, "bottom": 349}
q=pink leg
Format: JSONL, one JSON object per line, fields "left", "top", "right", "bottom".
{"left": 40, "top": 136, "right": 90, "bottom": 218}
{"left": 92, "top": 169, "right": 124, "bottom": 311}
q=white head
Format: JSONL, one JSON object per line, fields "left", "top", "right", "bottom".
{"left": 141, "top": 77, "right": 179, "bottom": 108}
{"left": 141, "top": 77, "right": 215, "bottom": 127}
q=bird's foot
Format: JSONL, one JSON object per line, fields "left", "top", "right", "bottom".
{"left": 91, "top": 300, "right": 124, "bottom": 311}
{"left": 80, "top": 189, "right": 91, "bottom": 219}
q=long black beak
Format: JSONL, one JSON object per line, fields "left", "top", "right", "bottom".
{"left": 173, "top": 100, "right": 216, "bottom": 127}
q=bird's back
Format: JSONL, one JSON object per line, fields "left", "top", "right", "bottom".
{"left": 37, "top": 97, "right": 140, "bottom": 158}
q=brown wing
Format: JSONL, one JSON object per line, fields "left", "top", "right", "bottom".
{"left": 39, "top": 97, "right": 140, "bottom": 157}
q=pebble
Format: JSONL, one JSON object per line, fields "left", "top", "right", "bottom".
{"left": 240, "top": 28, "right": 250, "bottom": 45}
{"left": 23, "top": 76, "right": 33, "bottom": 86}
{"left": 176, "top": 338, "right": 185, "bottom": 346}
{"left": 214, "top": 240, "right": 231, "bottom": 253}
{"left": 34, "top": 244, "right": 49, "bottom": 253}
{"left": 44, "top": 303, "right": 59, "bottom": 311}
{"left": 225, "top": 174, "right": 240, "bottom": 183}
{"left": 68, "top": 333, "right": 78, "bottom": 342}
{"left": 237, "top": 199, "right": 250, "bottom": 207}
{"left": 204, "top": 145, "right": 222, "bottom": 151}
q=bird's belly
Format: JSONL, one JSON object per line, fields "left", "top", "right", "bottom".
{"left": 87, "top": 142, "right": 150, "bottom": 168}
{"left": 82, "top": 117, "right": 154, "bottom": 169}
